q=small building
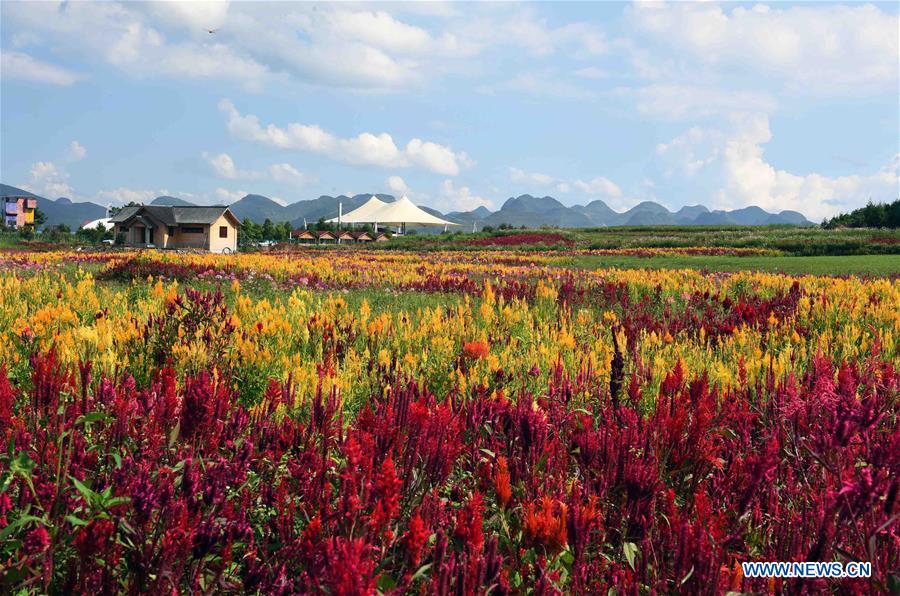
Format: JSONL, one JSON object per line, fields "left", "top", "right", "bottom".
{"left": 3, "top": 196, "right": 37, "bottom": 229}
{"left": 109, "top": 205, "right": 239, "bottom": 253}
{"left": 291, "top": 229, "right": 316, "bottom": 242}
{"left": 354, "top": 232, "right": 373, "bottom": 243}
{"left": 337, "top": 230, "right": 355, "bottom": 243}
{"left": 315, "top": 230, "right": 336, "bottom": 244}
{"left": 373, "top": 232, "right": 389, "bottom": 242}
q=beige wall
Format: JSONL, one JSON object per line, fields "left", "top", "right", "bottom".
{"left": 170, "top": 226, "right": 208, "bottom": 249}
{"left": 207, "top": 214, "right": 238, "bottom": 253}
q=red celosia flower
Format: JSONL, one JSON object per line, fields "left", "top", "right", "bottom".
{"left": 0, "top": 492, "right": 12, "bottom": 528}
{"left": 404, "top": 511, "right": 430, "bottom": 566}
{"left": 24, "top": 525, "right": 51, "bottom": 555}
{"left": 524, "top": 496, "right": 568, "bottom": 554}
{"left": 462, "top": 340, "right": 490, "bottom": 360}
{"left": 494, "top": 457, "right": 512, "bottom": 508}
{"left": 370, "top": 457, "right": 402, "bottom": 538}
{"left": 454, "top": 492, "right": 484, "bottom": 553}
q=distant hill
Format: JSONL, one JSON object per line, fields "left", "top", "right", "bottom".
{"left": 477, "top": 195, "right": 814, "bottom": 228}
{"left": 0, "top": 184, "right": 106, "bottom": 229}
{"left": 151, "top": 195, "right": 195, "bottom": 206}
{"left": 0, "top": 183, "right": 817, "bottom": 230}
{"left": 674, "top": 205, "right": 709, "bottom": 224}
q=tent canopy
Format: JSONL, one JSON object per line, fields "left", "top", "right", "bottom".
{"left": 331, "top": 195, "right": 459, "bottom": 227}
{"left": 328, "top": 196, "right": 387, "bottom": 224}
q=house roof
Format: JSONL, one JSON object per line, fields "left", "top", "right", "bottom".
{"left": 110, "top": 205, "right": 236, "bottom": 226}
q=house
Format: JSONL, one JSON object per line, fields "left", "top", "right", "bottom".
{"left": 3, "top": 196, "right": 37, "bottom": 229}
{"left": 291, "top": 229, "right": 316, "bottom": 242}
{"left": 109, "top": 205, "right": 239, "bottom": 253}
{"left": 354, "top": 232, "right": 373, "bottom": 243}
{"left": 315, "top": 230, "right": 336, "bottom": 244}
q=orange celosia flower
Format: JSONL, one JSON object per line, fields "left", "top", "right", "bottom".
{"left": 495, "top": 457, "right": 512, "bottom": 508}
{"left": 462, "top": 340, "right": 490, "bottom": 360}
{"left": 523, "top": 496, "right": 568, "bottom": 553}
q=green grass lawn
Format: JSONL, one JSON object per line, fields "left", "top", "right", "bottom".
{"left": 556, "top": 254, "right": 900, "bottom": 276}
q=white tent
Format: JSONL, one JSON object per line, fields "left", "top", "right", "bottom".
{"left": 81, "top": 217, "right": 113, "bottom": 230}
{"left": 366, "top": 196, "right": 458, "bottom": 227}
{"left": 327, "top": 196, "right": 387, "bottom": 224}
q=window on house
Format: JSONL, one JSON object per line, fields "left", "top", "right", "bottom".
{"left": 219, "top": 226, "right": 228, "bottom": 238}
{"left": 182, "top": 226, "right": 204, "bottom": 234}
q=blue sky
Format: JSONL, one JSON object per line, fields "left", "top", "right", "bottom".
{"left": 1, "top": 1, "right": 897, "bottom": 220}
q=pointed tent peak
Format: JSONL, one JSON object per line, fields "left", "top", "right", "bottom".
{"left": 367, "top": 196, "right": 459, "bottom": 226}
{"left": 328, "top": 195, "right": 388, "bottom": 223}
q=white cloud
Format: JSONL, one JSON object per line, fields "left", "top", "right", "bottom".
{"left": 2, "top": 2, "right": 268, "bottom": 90}
{"left": 220, "top": 99, "right": 471, "bottom": 175}
{"left": 509, "top": 167, "right": 621, "bottom": 198}
{"left": 656, "top": 113, "right": 900, "bottom": 219}
{"left": 268, "top": 163, "right": 315, "bottom": 187}
{"left": 214, "top": 188, "right": 248, "bottom": 203}
{"left": 457, "top": 9, "right": 606, "bottom": 58}
{"left": 203, "top": 152, "right": 314, "bottom": 187}
{"left": 627, "top": 2, "right": 899, "bottom": 96}
{"left": 440, "top": 179, "right": 493, "bottom": 211}
{"left": 23, "top": 161, "right": 73, "bottom": 198}
{"left": 141, "top": 1, "right": 230, "bottom": 32}
{"left": 67, "top": 141, "right": 87, "bottom": 162}
{"left": 0, "top": 51, "right": 80, "bottom": 86}
{"left": 1, "top": 2, "right": 610, "bottom": 94}
{"left": 509, "top": 167, "right": 556, "bottom": 187}
{"left": 573, "top": 177, "right": 622, "bottom": 198}
{"left": 93, "top": 187, "right": 169, "bottom": 205}
{"left": 616, "top": 84, "right": 777, "bottom": 121}
{"left": 203, "top": 152, "right": 258, "bottom": 180}
{"left": 387, "top": 175, "right": 410, "bottom": 194}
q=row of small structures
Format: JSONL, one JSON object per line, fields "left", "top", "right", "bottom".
{"left": 290, "top": 229, "right": 389, "bottom": 243}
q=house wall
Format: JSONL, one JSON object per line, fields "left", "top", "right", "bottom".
{"left": 170, "top": 226, "right": 209, "bottom": 249}
{"left": 3, "top": 198, "right": 35, "bottom": 229}
{"left": 207, "top": 214, "right": 238, "bottom": 253}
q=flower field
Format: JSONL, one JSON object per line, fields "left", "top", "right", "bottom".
{"left": 0, "top": 249, "right": 898, "bottom": 593}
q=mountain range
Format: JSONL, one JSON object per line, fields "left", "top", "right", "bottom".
{"left": 0, "top": 183, "right": 814, "bottom": 229}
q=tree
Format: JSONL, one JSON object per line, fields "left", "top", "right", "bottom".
{"left": 41, "top": 224, "right": 71, "bottom": 244}
{"left": 823, "top": 199, "right": 899, "bottom": 229}
{"left": 33, "top": 207, "right": 47, "bottom": 227}
{"left": 76, "top": 223, "right": 112, "bottom": 244}
{"left": 239, "top": 218, "right": 261, "bottom": 247}
{"left": 261, "top": 218, "right": 276, "bottom": 240}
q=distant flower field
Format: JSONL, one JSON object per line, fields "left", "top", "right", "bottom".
{"left": 0, "top": 249, "right": 897, "bottom": 593}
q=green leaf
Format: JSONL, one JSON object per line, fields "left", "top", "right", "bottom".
{"left": 479, "top": 448, "right": 496, "bottom": 459}
{"left": 623, "top": 541, "right": 639, "bottom": 571}
{"left": 376, "top": 573, "right": 397, "bottom": 591}
{"left": 169, "top": 421, "right": 180, "bottom": 448}
{"left": 0, "top": 514, "right": 43, "bottom": 542}
{"left": 75, "top": 411, "right": 109, "bottom": 426}
{"left": 680, "top": 566, "right": 694, "bottom": 585}
{"left": 71, "top": 476, "right": 97, "bottom": 506}
{"left": 411, "top": 563, "right": 432, "bottom": 583}
{"left": 65, "top": 515, "right": 89, "bottom": 527}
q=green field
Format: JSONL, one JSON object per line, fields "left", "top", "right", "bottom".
{"left": 386, "top": 225, "right": 900, "bottom": 256}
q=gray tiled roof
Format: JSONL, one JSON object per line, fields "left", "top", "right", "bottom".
{"left": 108, "top": 206, "right": 141, "bottom": 223}
{"left": 109, "top": 205, "right": 232, "bottom": 226}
